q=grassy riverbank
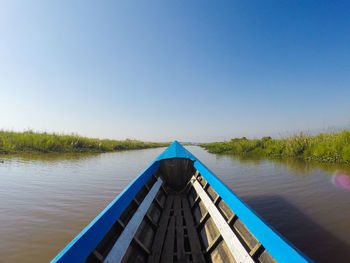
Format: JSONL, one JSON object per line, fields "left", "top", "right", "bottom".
{"left": 201, "top": 130, "right": 350, "bottom": 164}
{"left": 0, "top": 131, "right": 169, "bottom": 154}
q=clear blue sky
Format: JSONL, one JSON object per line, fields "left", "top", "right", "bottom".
{"left": 1, "top": 1, "right": 349, "bottom": 142}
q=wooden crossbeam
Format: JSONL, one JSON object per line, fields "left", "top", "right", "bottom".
{"left": 249, "top": 242, "right": 263, "bottom": 258}
{"left": 132, "top": 198, "right": 140, "bottom": 206}
{"left": 103, "top": 177, "right": 163, "bottom": 263}
{"left": 144, "top": 213, "right": 158, "bottom": 230}
{"left": 133, "top": 237, "right": 150, "bottom": 255}
{"left": 203, "top": 181, "right": 209, "bottom": 190}
{"left": 116, "top": 219, "right": 125, "bottom": 229}
{"left": 205, "top": 234, "right": 223, "bottom": 255}
{"left": 144, "top": 183, "right": 150, "bottom": 191}
{"left": 192, "top": 177, "right": 254, "bottom": 263}
{"left": 184, "top": 180, "right": 192, "bottom": 194}
{"left": 228, "top": 214, "right": 238, "bottom": 226}
{"left": 154, "top": 198, "right": 164, "bottom": 210}
{"left": 161, "top": 185, "right": 168, "bottom": 196}
{"left": 190, "top": 195, "right": 201, "bottom": 210}
{"left": 196, "top": 211, "right": 210, "bottom": 230}
{"left": 195, "top": 170, "right": 200, "bottom": 178}
{"left": 92, "top": 250, "right": 104, "bottom": 262}
{"left": 214, "top": 195, "right": 221, "bottom": 205}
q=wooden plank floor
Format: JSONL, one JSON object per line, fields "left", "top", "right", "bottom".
{"left": 148, "top": 194, "right": 205, "bottom": 263}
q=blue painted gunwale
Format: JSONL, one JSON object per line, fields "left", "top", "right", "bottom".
{"left": 51, "top": 161, "right": 160, "bottom": 263}
{"left": 52, "top": 141, "right": 312, "bottom": 263}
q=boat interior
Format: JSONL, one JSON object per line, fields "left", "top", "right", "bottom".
{"left": 85, "top": 158, "right": 277, "bottom": 263}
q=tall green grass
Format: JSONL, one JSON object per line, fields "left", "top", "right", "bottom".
{"left": 201, "top": 130, "right": 350, "bottom": 164}
{"left": 0, "top": 131, "right": 169, "bottom": 154}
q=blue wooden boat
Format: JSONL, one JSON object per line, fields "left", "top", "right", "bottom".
{"left": 52, "top": 141, "right": 311, "bottom": 263}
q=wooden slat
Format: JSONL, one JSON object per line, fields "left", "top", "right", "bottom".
{"left": 194, "top": 170, "right": 200, "bottom": 178}
{"left": 203, "top": 181, "right": 209, "bottom": 190}
{"left": 160, "top": 216, "right": 176, "bottom": 263}
{"left": 234, "top": 219, "right": 259, "bottom": 250}
{"left": 133, "top": 198, "right": 140, "bottom": 206}
{"left": 192, "top": 177, "right": 254, "bottom": 263}
{"left": 182, "top": 196, "right": 206, "bottom": 262}
{"left": 249, "top": 242, "right": 262, "bottom": 257}
{"left": 184, "top": 180, "right": 192, "bottom": 194}
{"left": 154, "top": 198, "right": 164, "bottom": 210}
{"left": 147, "top": 195, "right": 174, "bottom": 263}
{"left": 191, "top": 195, "right": 201, "bottom": 210}
{"left": 152, "top": 174, "right": 158, "bottom": 180}
{"left": 145, "top": 213, "right": 158, "bottom": 230}
{"left": 133, "top": 236, "right": 151, "bottom": 255}
{"left": 206, "top": 234, "right": 223, "bottom": 255}
{"left": 174, "top": 196, "right": 185, "bottom": 262}
{"left": 214, "top": 195, "right": 221, "bottom": 205}
{"left": 161, "top": 185, "right": 168, "bottom": 195}
{"left": 116, "top": 219, "right": 125, "bottom": 228}
{"left": 196, "top": 211, "right": 210, "bottom": 230}
{"left": 92, "top": 250, "right": 104, "bottom": 262}
{"left": 228, "top": 214, "right": 238, "bottom": 226}
{"left": 103, "top": 177, "right": 163, "bottom": 263}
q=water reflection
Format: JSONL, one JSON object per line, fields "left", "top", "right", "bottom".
{"left": 245, "top": 195, "right": 350, "bottom": 262}
{"left": 2, "top": 151, "right": 350, "bottom": 177}
{"left": 0, "top": 152, "right": 100, "bottom": 163}
{"left": 215, "top": 153, "right": 350, "bottom": 178}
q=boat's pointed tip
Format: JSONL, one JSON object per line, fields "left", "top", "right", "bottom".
{"left": 170, "top": 140, "right": 181, "bottom": 146}
{"left": 156, "top": 140, "right": 193, "bottom": 160}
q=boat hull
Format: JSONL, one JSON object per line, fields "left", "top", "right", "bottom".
{"left": 52, "top": 142, "right": 311, "bottom": 263}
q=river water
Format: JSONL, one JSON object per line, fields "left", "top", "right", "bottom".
{"left": 0, "top": 146, "right": 349, "bottom": 262}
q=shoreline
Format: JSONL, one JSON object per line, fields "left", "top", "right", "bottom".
{"left": 200, "top": 130, "right": 350, "bottom": 165}
{"left": 0, "top": 131, "right": 169, "bottom": 154}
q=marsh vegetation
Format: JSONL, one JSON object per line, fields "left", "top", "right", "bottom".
{"left": 0, "top": 131, "right": 169, "bottom": 154}
{"left": 201, "top": 130, "right": 350, "bottom": 164}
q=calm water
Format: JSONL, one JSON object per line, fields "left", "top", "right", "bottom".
{"left": 0, "top": 146, "right": 349, "bottom": 262}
